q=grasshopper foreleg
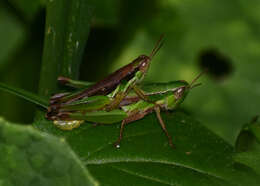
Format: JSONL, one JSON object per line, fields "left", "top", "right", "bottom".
{"left": 106, "top": 92, "right": 126, "bottom": 111}
{"left": 114, "top": 120, "right": 127, "bottom": 148}
{"left": 133, "top": 85, "right": 159, "bottom": 106}
{"left": 133, "top": 85, "right": 148, "bottom": 101}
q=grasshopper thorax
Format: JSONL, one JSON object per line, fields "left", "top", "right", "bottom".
{"left": 172, "top": 80, "right": 190, "bottom": 106}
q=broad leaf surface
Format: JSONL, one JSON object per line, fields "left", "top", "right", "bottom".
{"left": 0, "top": 118, "right": 97, "bottom": 186}
{"left": 35, "top": 112, "right": 260, "bottom": 186}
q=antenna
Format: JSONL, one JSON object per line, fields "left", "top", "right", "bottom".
{"left": 189, "top": 69, "right": 207, "bottom": 89}
{"left": 149, "top": 34, "right": 164, "bottom": 59}
{"left": 190, "top": 83, "right": 202, "bottom": 89}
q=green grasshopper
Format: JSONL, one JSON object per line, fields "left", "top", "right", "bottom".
{"left": 48, "top": 72, "right": 203, "bottom": 148}
{"left": 47, "top": 36, "right": 164, "bottom": 119}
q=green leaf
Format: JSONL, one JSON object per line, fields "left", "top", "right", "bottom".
{"left": 248, "top": 118, "right": 260, "bottom": 142}
{"left": 0, "top": 82, "right": 48, "bottom": 109}
{"left": 0, "top": 118, "right": 98, "bottom": 186}
{"left": 39, "top": 0, "right": 91, "bottom": 97}
{"left": 35, "top": 112, "right": 260, "bottom": 186}
{"left": 234, "top": 141, "right": 260, "bottom": 176}
{"left": 234, "top": 118, "right": 260, "bottom": 176}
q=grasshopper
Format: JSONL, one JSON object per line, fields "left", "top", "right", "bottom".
{"left": 48, "top": 72, "right": 203, "bottom": 148}
{"left": 47, "top": 36, "right": 164, "bottom": 119}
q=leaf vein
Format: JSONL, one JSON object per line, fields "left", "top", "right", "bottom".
{"left": 108, "top": 164, "right": 174, "bottom": 186}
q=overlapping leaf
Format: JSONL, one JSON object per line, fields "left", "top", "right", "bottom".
{"left": 0, "top": 118, "right": 97, "bottom": 186}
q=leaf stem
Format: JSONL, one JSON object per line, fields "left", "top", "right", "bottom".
{"left": 38, "top": 0, "right": 91, "bottom": 97}
{"left": 35, "top": 0, "right": 91, "bottom": 122}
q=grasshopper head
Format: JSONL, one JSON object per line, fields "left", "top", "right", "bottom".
{"left": 172, "top": 70, "right": 204, "bottom": 107}
{"left": 173, "top": 71, "right": 205, "bottom": 106}
{"left": 173, "top": 82, "right": 189, "bottom": 106}
{"left": 138, "top": 55, "right": 151, "bottom": 73}
{"left": 139, "top": 35, "right": 164, "bottom": 74}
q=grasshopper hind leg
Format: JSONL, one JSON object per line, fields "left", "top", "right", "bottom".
{"left": 154, "top": 106, "right": 175, "bottom": 148}
{"left": 114, "top": 106, "right": 174, "bottom": 148}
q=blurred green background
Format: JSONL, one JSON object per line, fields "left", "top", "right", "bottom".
{"left": 0, "top": 0, "right": 260, "bottom": 146}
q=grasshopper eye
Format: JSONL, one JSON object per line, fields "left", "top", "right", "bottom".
{"left": 141, "top": 61, "right": 148, "bottom": 67}
{"left": 174, "top": 87, "right": 186, "bottom": 99}
{"left": 138, "top": 57, "right": 151, "bottom": 73}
